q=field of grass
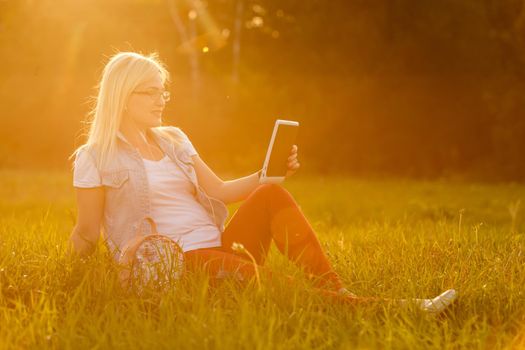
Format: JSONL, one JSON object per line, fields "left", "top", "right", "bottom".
{"left": 1, "top": 169, "right": 525, "bottom": 349}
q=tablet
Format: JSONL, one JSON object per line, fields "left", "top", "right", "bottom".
{"left": 259, "top": 119, "right": 299, "bottom": 184}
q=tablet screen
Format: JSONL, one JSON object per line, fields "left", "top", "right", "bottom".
{"left": 266, "top": 123, "right": 299, "bottom": 177}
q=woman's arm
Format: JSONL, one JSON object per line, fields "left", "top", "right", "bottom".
{"left": 192, "top": 155, "right": 261, "bottom": 204}
{"left": 193, "top": 145, "right": 300, "bottom": 204}
{"left": 69, "top": 187, "right": 105, "bottom": 256}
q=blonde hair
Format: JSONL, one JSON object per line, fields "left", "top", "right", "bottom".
{"left": 74, "top": 51, "right": 179, "bottom": 168}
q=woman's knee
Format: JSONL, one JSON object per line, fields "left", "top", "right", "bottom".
{"left": 253, "top": 183, "right": 290, "bottom": 201}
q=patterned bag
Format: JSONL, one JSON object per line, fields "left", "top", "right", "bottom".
{"left": 118, "top": 217, "right": 184, "bottom": 291}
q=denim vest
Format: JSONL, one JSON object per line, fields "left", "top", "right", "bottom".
{"left": 86, "top": 127, "right": 228, "bottom": 260}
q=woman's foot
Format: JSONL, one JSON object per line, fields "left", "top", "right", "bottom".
{"left": 402, "top": 289, "right": 457, "bottom": 314}
{"left": 337, "top": 287, "right": 357, "bottom": 298}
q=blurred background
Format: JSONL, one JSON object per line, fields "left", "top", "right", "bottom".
{"left": 1, "top": 0, "right": 524, "bottom": 180}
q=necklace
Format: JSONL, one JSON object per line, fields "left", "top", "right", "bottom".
{"left": 130, "top": 130, "right": 174, "bottom": 187}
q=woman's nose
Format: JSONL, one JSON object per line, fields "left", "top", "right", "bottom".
{"left": 155, "top": 97, "right": 165, "bottom": 108}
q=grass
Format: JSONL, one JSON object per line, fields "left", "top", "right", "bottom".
{"left": 1, "top": 169, "right": 524, "bottom": 349}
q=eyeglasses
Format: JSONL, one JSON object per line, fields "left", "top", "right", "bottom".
{"left": 133, "top": 89, "right": 171, "bottom": 102}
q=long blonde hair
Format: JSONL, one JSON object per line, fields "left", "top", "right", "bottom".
{"left": 75, "top": 51, "right": 177, "bottom": 168}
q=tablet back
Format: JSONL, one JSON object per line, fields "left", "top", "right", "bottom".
{"left": 266, "top": 122, "right": 299, "bottom": 177}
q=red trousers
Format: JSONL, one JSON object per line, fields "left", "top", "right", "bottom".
{"left": 184, "top": 184, "right": 344, "bottom": 291}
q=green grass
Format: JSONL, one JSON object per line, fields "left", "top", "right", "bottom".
{"left": 1, "top": 169, "right": 525, "bottom": 349}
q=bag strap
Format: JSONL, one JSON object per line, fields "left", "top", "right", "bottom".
{"left": 138, "top": 217, "right": 158, "bottom": 237}
{"left": 145, "top": 217, "right": 158, "bottom": 235}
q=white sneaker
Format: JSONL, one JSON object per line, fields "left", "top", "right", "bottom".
{"left": 337, "top": 287, "right": 357, "bottom": 298}
{"left": 401, "top": 289, "right": 457, "bottom": 314}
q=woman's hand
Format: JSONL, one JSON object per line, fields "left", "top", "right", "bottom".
{"left": 70, "top": 187, "right": 104, "bottom": 257}
{"left": 285, "top": 144, "right": 300, "bottom": 178}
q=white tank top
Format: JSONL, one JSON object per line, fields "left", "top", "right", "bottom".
{"left": 141, "top": 155, "right": 222, "bottom": 252}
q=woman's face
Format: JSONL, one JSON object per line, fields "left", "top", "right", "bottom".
{"left": 124, "top": 73, "right": 167, "bottom": 129}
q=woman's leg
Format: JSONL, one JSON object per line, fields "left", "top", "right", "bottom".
{"left": 183, "top": 248, "right": 457, "bottom": 312}
{"left": 221, "top": 184, "right": 344, "bottom": 290}
{"left": 184, "top": 248, "right": 258, "bottom": 282}
{"left": 184, "top": 187, "right": 458, "bottom": 313}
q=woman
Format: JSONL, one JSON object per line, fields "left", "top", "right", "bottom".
{"left": 70, "top": 52, "right": 456, "bottom": 312}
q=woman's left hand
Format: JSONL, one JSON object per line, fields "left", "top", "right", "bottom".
{"left": 285, "top": 144, "right": 300, "bottom": 178}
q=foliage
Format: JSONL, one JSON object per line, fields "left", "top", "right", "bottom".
{"left": 1, "top": 170, "right": 525, "bottom": 349}
{"left": 0, "top": 0, "right": 525, "bottom": 179}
